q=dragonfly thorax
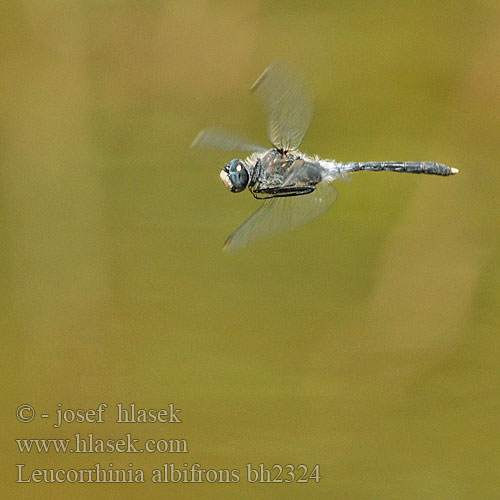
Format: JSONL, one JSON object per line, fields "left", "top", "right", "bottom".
{"left": 220, "top": 159, "right": 249, "bottom": 193}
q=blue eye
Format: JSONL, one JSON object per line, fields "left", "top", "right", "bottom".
{"left": 223, "top": 159, "right": 249, "bottom": 193}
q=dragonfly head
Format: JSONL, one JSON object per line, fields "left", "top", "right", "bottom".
{"left": 220, "top": 159, "right": 249, "bottom": 193}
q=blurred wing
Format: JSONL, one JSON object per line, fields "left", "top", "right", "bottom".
{"left": 223, "top": 181, "right": 337, "bottom": 252}
{"left": 191, "top": 128, "right": 266, "bottom": 152}
{"left": 251, "top": 62, "right": 313, "bottom": 151}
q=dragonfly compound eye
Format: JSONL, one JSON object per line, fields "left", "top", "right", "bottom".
{"left": 220, "top": 159, "right": 249, "bottom": 193}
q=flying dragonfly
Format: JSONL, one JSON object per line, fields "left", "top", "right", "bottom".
{"left": 191, "top": 63, "right": 458, "bottom": 251}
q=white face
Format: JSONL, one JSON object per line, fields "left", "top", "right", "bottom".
{"left": 219, "top": 169, "right": 233, "bottom": 190}
{"left": 220, "top": 159, "right": 249, "bottom": 193}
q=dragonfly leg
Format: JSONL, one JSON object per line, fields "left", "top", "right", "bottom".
{"left": 250, "top": 185, "right": 315, "bottom": 200}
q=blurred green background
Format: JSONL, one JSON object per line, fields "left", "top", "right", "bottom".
{"left": 2, "top": 0, "right": 499, "bottom": 498}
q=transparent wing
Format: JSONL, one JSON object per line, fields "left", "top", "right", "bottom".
{"left": 223, "top": 181, "right": 337, "bottom": 252}
{"left": 251, "top": 62, "right": 313, "bottom": 152}
{"left": 191, "top": 127, "right": 266, "bottom": 152}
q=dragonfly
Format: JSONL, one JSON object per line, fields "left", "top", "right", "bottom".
{"left": 191, "top": 62, "right": 458, "bottom": 251}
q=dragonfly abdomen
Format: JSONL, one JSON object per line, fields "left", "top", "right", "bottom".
{"left": 341, "top": 161, "right": 458, "bottom": 176}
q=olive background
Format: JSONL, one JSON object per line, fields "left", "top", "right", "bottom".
{"left": 2, "top": 1, "right": 499, "bottom": 498}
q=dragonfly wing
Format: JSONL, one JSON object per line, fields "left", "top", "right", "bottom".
{"left": 223, "top": 181, "right": 337, "bottom": 251}
{"left": 251, "top": 62, "right": 313, "bottom": 152}
{"left": 191, "top": 127, "right": 266, "bottom": 152}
